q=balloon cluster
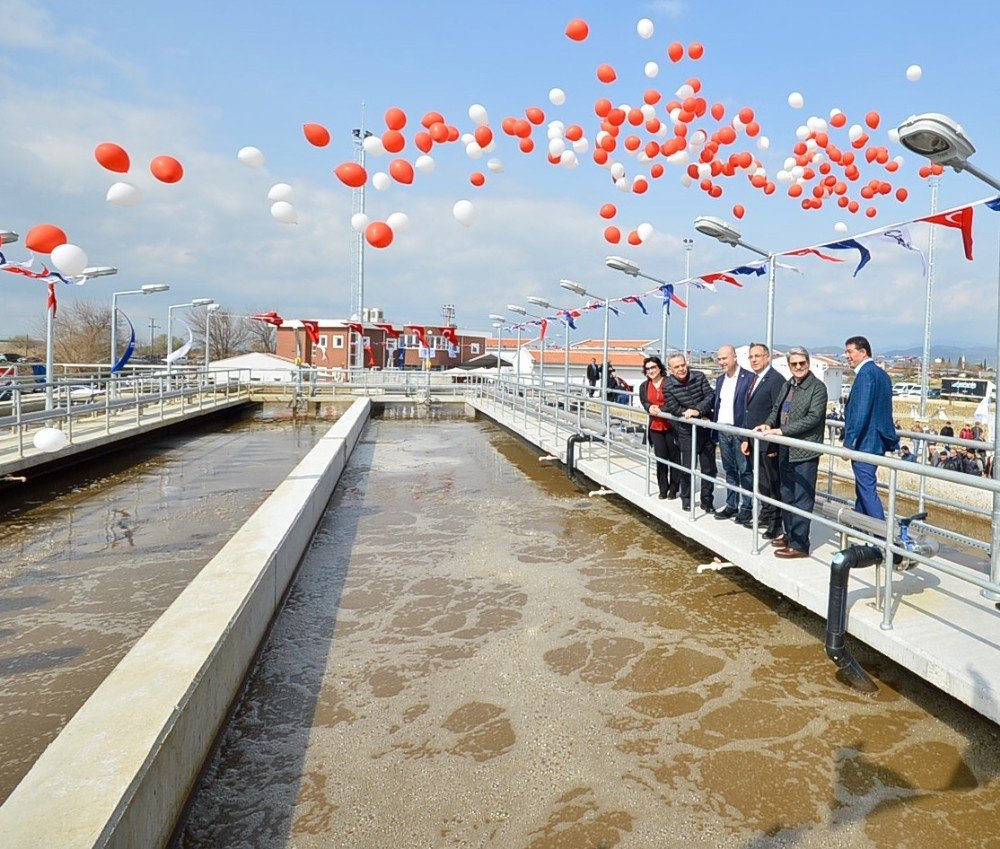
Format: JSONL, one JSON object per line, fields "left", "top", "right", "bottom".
{"left": 23, "top": 223, "right": 89, "bottom": 277}
{"left": 94, "top": 142, "right": 184, "bottom": 208}
{"left": 236, "top": 145, "right": 302, "bottom": 225}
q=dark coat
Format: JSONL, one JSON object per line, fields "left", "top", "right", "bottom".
{"left": 743, "top": 367, "right": 787, "bottom": 430}
{"left": 664, "top": 369, "right": 715, "bottom": 436}
{"left": 764, "top": 371, "right": 828, "bottom": 462}
{"left": 712, "top": 366, "right": 755, "bottom": 429}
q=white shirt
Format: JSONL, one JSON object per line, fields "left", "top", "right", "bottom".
{"left": 854, "top": 358, "right": 872, "bottom": 375}
{"left": 717, "top": 371, "right": 739, "bottom": 425}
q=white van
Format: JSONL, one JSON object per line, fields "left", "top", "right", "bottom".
{"left": 892, "top": 382, "right": 921, "bottom": 397}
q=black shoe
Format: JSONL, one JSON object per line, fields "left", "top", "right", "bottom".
{"left": 657, "top": 492, "right": 669, "bottom": 500}
{"left": 666, "top": 488, "right": 678, "bottom": 500}
{"left": 681, "top": 500, "right": 691, "bottom": 510}
{"left": 714, "top": 507, "right": 738, "bottom": 520}
{"left": 734, "top": 510, "right": 753, "bottom": 526}
{"left": 762, "top": 525, "right": 783, "bottom": 540}
{"left": 701, "top": 502, "right": 716, "bottom": 514}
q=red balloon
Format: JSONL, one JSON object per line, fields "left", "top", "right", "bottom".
{"left": 643, "top": 89, "right": 661, "bottom": 105}
{"left": 565, "top": 18, "right": 589, "bottom": 41}
{"left": 385, "top": 107, "right": 407, "bottom": 130}
{"left": 688, "top": 42, "right": 704, "bottom": 60}
{"left": 632, "top": 177, "right": 648, "bottom": 194}
{"left": 150, "top": 155, "right": 183, "bottom": 183}
{"left": 94, "top": 142, "right": 130, "bottom": 173}
{"left": 865, "top": 207, "right": 877, "bottom": 218}
{"left": 525, "top": 107, "right": 545, "bottom": 125}
{"left": 650, "top": 163, "right": 664, "bottom": 178}
{"left": 446, "top": 125, "right": 460, "bottom": 142}
{"left": 302, "top": 123, "right": 330, "bottom": 147}
{"left": 389, "top": 158, "right": 414, "bottom": 185}
{"left": 830, "top": 112, "right": 847, "bottom": 128}
{"left": 918, "top": 164, "right": 932, "bottom": 178}
{"left": 513, "top": 119, "right": 532, "bottom": 138}
{"left": 667, "top": 42, "right": 684, "bottom": 62}
{"left": 415, "top": 131, "right": 433, "bottom": 153}
{"left": 738, "top": 107, "right": 754, "bottom": 124}
{"left": 25, "top": 224, "right": 67, "bottom": 254}
{"left": 627, "top": 230, "right": 641, "bottom": 246}
{"left": 382, "top": 130, "right": 405, "bottom": 153}
{"left": 593, "top": 149, "right": 608, "bottom": 165}
{"left": 470, "top": 172, "right": 485, "bottom": 187}
{"left": 334, "top": 162, "right": 367, "bottom": 187}
{"left": 565, "top": 124, "right": 583, "bottom": 141}
{"left": 604, "top": 226, "right": 621, "bottom": 244}
{"left": 365, "top": 221, "right": 393, "bottom": 249}
{"left": 474, "top": 125, "right": 493, "bottom": 147}
{"left": 710, "top": 103, "right": 725, "bottom": 121}
{"left": 896, "top": 187, "right": 908, "bottom": 202}
{"left": 599, "top": 203, "right": 617, "bottom": 219}
{"left": 596, "top": 64, "right": 617, "bottom": 84}
{"left": 594, "top": 98, "right": 612, "bottom": 118}
{"left": 624, "top": 135, "right": 641, "bottom": 152}
{"left": 519, "top": 138, "right": 534, "bottom": 153}
{"left": 421, "top": 111, "right": 445, "bottom": 128}
{"left": 627, "top": 108, "right": 644, "bottom": 126}
{"left": 429, "top": 122, "right": 449, "bottom": 143}
{"left": 865, "top": 111, "right": 880, "bottom": 130}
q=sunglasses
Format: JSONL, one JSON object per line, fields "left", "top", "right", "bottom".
{"left": 788, "top": 360, "right": 808, "bottom": 367}
{"left": 644, "top": 365, "right": 659, "bottom": 371}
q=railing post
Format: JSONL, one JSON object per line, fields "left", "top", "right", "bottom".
{"left": 880, "top": 468, "right": 899, "bottom": 630}
{"left": 688, "top": 419, "right": 698, "bottom": 519}
{"left": 751, "top": 438, "right": 761, "bottom": 553}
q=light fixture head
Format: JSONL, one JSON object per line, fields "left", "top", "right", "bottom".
{"left": 0, "top": 230, "right": 19, "bottom": 244}
{"left": 140, "top": 283, "right": 170, "bottom": 294}
{"left": 605, "top": 255, "right": 640, "bottom": 276}
{"left": 896, "top": 112, "right": 975, "bottom": 168}
{"left": 191, "top": 298, "right": 214, "bottom": 306}
{"left": 488, "top": 313, "right": 505, "bottom": 321}
{"left": 559, "top": 279, "right": 588, "bottom": 297}
{"left": 507, "top": 304, "right": 527, "bottom": 315}
{"left": 81, "top": 266, "right": 118, "bottom": 279}
{"left": 525, "top": 296, "right": 551, "bottom": 308}
{"left": 206, "top": 303, "right": 221, "bottom": 312}
{"left": 694, "top": 215, "right": 741, "bottom": 246}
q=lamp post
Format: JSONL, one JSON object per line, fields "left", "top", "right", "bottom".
{"left": 694, "top": 215, "right": 775, "bottom": 352}
{"left": 561, "top": 279, "right": 611, "bottom": 431}
{"left": 683, "top": 238, "right": 694, "bottom": 356}
{"left": 351, "top": 124, "right": 374, "bottom": 375}
{"left": 204, "top": 303, "right": 221, "bottom": 371}
{"left": 526, "top": 296, "right": 574, "bottom": 399}
{"left": 605, "top": 255, "right": 672, "bottom": 358}
{"left": 896, "top": 111, "right": 1000, "bottom": 602}
{"left": 488, "top": 314, "right": 505, "bottom": 383}
{"left": 46, "top": 265, "right": 117, "bottom": 411}
{"left": 111, "top": 284, "right": 169, "bottom": 380}
{"left": 508, "top": 303, "right": 548, "bottom": 402}
{"left": 167, "top": 298, "right": 214, "bottom": 379}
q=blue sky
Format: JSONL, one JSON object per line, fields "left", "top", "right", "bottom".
{"left": 1, "top": 0, "right": 999, "bottom": 352}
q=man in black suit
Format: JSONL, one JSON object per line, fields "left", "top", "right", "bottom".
{"left": 740, "top": 343, "right": 787, "bottom": 538}
{"left": 586, "top": 358, "right": 600, "bottom": 397}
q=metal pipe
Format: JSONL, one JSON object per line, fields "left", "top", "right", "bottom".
{"left": 987, "top": 228, "right": 1000, "bottom": 602}
{"left": 566, "top": 432, "right": 595, "bottom": 477}
{"left": 764, "top": 256, "right": 776, "bottom": 353}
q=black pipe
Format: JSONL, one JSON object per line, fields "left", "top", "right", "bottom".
{"left": 565, "top": 433, "right": 595, "bottom": 478}
{"left": 826, "top": 544, "right": 883, "bottom": 694}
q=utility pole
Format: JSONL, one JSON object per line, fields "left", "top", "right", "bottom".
{"left": 441, "top": 303, "right": 456, "bottom": 326}
{"left": 148, "top": 318, "right": 160, "bottom": 362}
{"left": 351, "top": 104, "right": 373, "bottom": 376}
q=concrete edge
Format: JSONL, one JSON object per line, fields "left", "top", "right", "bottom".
{"left": 0, "top": 397, "right": 372, "bottom": 849}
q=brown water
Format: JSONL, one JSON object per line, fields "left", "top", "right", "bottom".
{"left": 175, "top": 415, "right": 1000, "bottom": 849}
{"left": 0, "top": 406, "right": 344, "bottom": 802}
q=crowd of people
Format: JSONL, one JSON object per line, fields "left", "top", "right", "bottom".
{"left": 631, "top": 335, "right": 991, "bottom": 560}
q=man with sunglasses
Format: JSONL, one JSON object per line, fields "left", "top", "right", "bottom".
{"left": 754, "top": 347, "right": 828, "bottom": 558}
{"left": 663, "top": 354, "right": 718, "bottom": 512}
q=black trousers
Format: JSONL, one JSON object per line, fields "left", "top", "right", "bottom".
{"left": 749, "top": 438, "right": 782, "bottom": 528}
{"left": 676, "top": 425, "right": 717, "bottom": 505}
{"left": 649, "top": 427, "right": 680, "bottom": 496}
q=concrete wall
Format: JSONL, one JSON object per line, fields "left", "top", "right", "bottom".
{"left": 0, "top": 398, "right": 371, "bottom": 849}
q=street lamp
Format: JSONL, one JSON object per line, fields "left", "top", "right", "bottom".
{"left": 488, "top": 313, "right": 505, "bottom": 382}
{"left": 0, "top": 230, "right": 19, "bottom": 244}
{"left": 45, "top": 265, "right": 118, "bottom": 411}
{"left": 896, "top": 112, "right": 1000, "bottom": 602}
{"left": 605, "top": 255, "right": 673, "bottom": 359}
{"left": 509, "top": 303, "right": 551, "bottom": 401}
{"left": 205, "top": 303, "right": 221, "bottom": 370}
{"left": 111, "top": 284, "right": 170, "bottom": 379}
{"left": 350, "top": 126, "right": 374, "bottom": 374}
{"left": 694, "top": 214, "right": 776, "bottom": 352}
{"left": 527, "top": 295, "right": 575, "bottom": 399}
{"left": 561, "top": 279, "right": 612, "bottom": 430}
{"left": 167, "top": 298, "right": 214, "bottom": 377}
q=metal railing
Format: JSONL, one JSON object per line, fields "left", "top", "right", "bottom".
{"left": 471, "top": 371, "right": 1000, "bottom": 628}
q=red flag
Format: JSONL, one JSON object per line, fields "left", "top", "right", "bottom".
{"left": 406, "top": 324, "right": 428, "bottom": 347}
{"left": 345, "top": 321, "right": 364, "bottom": 335}
{"left": 363, "top": 337, "right": 376, "bottom": 366}
{"left": 375, "top": 322, "right": 402, "bottom": 339}
{"left": 783, "top": 247, "right": 844, "bottom": 262}
{"left": 439, "top": 326, "right": 459, "bottom": 345}
{"left": 538, "top": 318, "right": 548, "bottom": 342}
{"left": 47, "top": 282, "right": 57, "bottom": 316}
{"left": 250, "top": 311, "right": 283, "bottom": 326}
{"left": 920, "top": 205, "right": 974, "bottom": 260}
{"left": 301, "top": 320, "right": 320, "bottom": 345}
{"left": 701, "top": 272, "right": 742, "bottom": 288}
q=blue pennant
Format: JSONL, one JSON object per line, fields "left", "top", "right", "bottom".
{"left": 822, "top": 239, "right": 871, "bottom": 277}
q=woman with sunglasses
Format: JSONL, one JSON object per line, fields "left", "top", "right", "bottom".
{"left": 639, "top": 356, "right": 679, "bottom": 499}
{"left": 753, "top": 347, "right": 828, "bottom": 559}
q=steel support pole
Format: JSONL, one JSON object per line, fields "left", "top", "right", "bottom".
{"left": 601, "top": 297, "right": 610, "bottom": 434}
{"left": 985, "top": 228, "right": 1000, "bottom": 601}
{"left": 918, "top": 177, "right": 940, "bottom": 511}
{"left": 765, "top": 256, "right": 776, "bottom": 353}
{"left": 45, "top": 299, "right": 55, "bottom": 411}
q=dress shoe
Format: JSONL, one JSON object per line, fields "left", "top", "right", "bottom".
{"left": 666, "top": 488, "right": 678, "bottom": 500}
{"left": 657, "top": 493, "right": 669, "bottom": 500}
{"left": 714, "top": 506, "right": 738, "bottom": 520}
{"left": 769, "top": 536, "right": 788, "bottom": 547}
{"left": 774, "top": 547, "right": 808, "bottom": 559}
{"left": 680, "top": 500, "right": 691, "bottom": 511}
{"left": 734, "top": 510, "right": 753, "bottom": 526}
{"left": 701, "top": 503, "right": 716, "bottom": 514}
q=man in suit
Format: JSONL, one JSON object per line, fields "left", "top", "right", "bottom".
{"left": 843, "top": 335, "right": 898, "bottom": 519}
{"left": 712, "top": 344, "right": 755, "bottom": 524}
{"left": 586, "top": 358, "right": 600, "bottom": 397}
{"left": 741, "top": 343, "right": 787, "bottom": 538}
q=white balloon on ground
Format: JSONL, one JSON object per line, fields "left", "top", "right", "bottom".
{"left": 644, "top": 61, "right": 659, "bottom": 78}
{"left": 270, "top": 201, "right": 297, "bottom": 224}
{"left": 414, "top": 154, "right": 435, "bottom": 173}
{"left": 636, "top": 18, "right": 654, "bottom": 38}
{"left": 351, "top": 212, "right": 370, "bottom": 232}
{"left": 237, "top": 146, "right": 265, "bottom": 167}
{"left": 637, "top": 222, "right": 654, "bottom": 241}
{"left": 787, "top": 91, "right": 804, "bottom": 109}
{"left": 834, "top": 222, "right": 848, "bottom": 234}
{"left": 106, "top": 181, "right": 141, "bottom": 207}
{"left": 362, "top": 135, "right": 385, "bottom": 156}
{"left": 549, "top": 88, "right": 566, "bottom": 106}
{"left": 468, "top": 104, "right": 489, "bottom": 126}
{"left": 267, "top": 182, "right": 294, "bottom": 202}
{"left": 487, "top": 157, "right": 504, "bottom": 174}
{"left": 51, "top": 243, "right": 88, "bottom": 277}
{"left": 372, "top": 172, "right": 391, "bottom": 191}
{"left": 906, "top": 64, "right": 922, "bottom": 82}
{"left": 386, "top": 211, "right": 410, "bottom": 232}
{"left": 33, "top": 427, "right": 68, "bottom": 453}
{"left": 453, "top": 200, "right": 474, "bottom": 227}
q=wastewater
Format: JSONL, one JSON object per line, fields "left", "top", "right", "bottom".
{"left": 174, "top": 410, "right": 1000, "bottom": 849}
{"left": 0, "top": 404, "right": 347, "bottom": 803}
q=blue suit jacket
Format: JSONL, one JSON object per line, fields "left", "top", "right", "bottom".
{"left": 844, "top": 360, "right": 899, "bottom": 455}
{"left": 712, "top": 367, "right": 755, "bottom": 429}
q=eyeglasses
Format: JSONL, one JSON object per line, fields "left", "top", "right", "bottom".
{"left": 644, "top": 365, "right": 658, "bottom": 371}
{"left": 788, "top": 360, "right": 809, "bottom": 367}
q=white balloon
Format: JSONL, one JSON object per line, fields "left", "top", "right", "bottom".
{"left": 572, "top": 137, "right": 589, "bottom": 154}
{"left": 270, "top": 201, "right": 297, "bottom": 225}
{"left": 637, "top": 18, "right": 654, "bottom": 38}
{"left": 267, "top": 182, "right": 294, "bottom": 202}
{"left": 610, "top": 162, "right": 626, "bottom": 180}
{"left": 549, "top": 87, "right": 566, "bottom": 106}
{"left": 33, "top": 427, "right": 68, "bottom": 453}
{"left": 547, "top": 124, "right": 564, "bottom": 140}
{"left": 676, "top": 84, "right": 694, "bottom": 99}
{"left": 795, "top": 125, "right": 810, "bottom": 140}
{"left": 906, "top": 64, "right": 922, "bottom": 82}
{"left": 830, "top": 107, "right": 843, "bottom": 119}
{"left": 414, "top": 154, "right": 435, "bottom": 173}
{"left": 666, "top": 149, "right": 689, "bottom": 165}
{"left": 893, "top": 155, "right": 905, "bottom": 166}
{"left": 351, "top": 212, "right": 370, "bottom": 232}
{"left": 669, "top": 107, "right": 681, "bottom": 122}
{"left": 776, "top": 169, "right": 792, "bottom": 184}
{"left": 637, "top": 222, "right": 654, "bottom": 241}
{"left": 848, "top": 124, "right": 864, "bottom": 142}
{"left": 237, "top": 146, "right": 265, "bottom": 167}
{"left": 690, "top": 129, "right": 707, "bottom": 146}
{"left": 386, "top": 212, "right": 410, "bottom": 232}
{"left": 372, "top": 172, "right": 391, "bottom": 191}
{"left": 791, "top": 165, "right": 805, "bottom": 179}
{"left": 486, "top": 157, "right": 504, "bottom": 174}
{"left": 466, "top": 141, "right": 483, "bottom": 159}
{"left": 834, "top": 222, "right": 848, "bottom": 234}
{"left": 560, "top": 150, "right": 578, "bottom": 169}
{"left": 615, "top": 177, "right": 629, "bottom": 192}
{"left": 757, "top": 136, "right": 770, "bottom": 151}
{"left": 468, "top": 104, "right": 489, "bottom": 126}
{"left": 105, "top": 181, "right": 141, "bottom": 207}
{"left": 787, "top": 91, "right": 804, "bottom": 109}
{"left": 362, "top": 135, "right": 385, "bottom": 156}
{"left": 51, "top": 243, "right": 87, "bottom": 277}
{"left": 644, "top": 61, "right": 659, "bottom": 78}
{"left": 640, "top": 103, "right": 656, "bottom": 120}
{"left": 783, "top": 156, "right": 796, "bottom": 170}
{"left": 461, "top": 132, "right": 476, "bottom": 146}
{"left": 680, "top": 174, "right": 693, "bottom": 187}
{"left": 453, "top": 200, "right": 474, "bottom": 227}
{"left": 548, "top": 138, "right": 566, "bottom": 157}
{"left": 696, "top": 162, "right": 711, "bottom": 178}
